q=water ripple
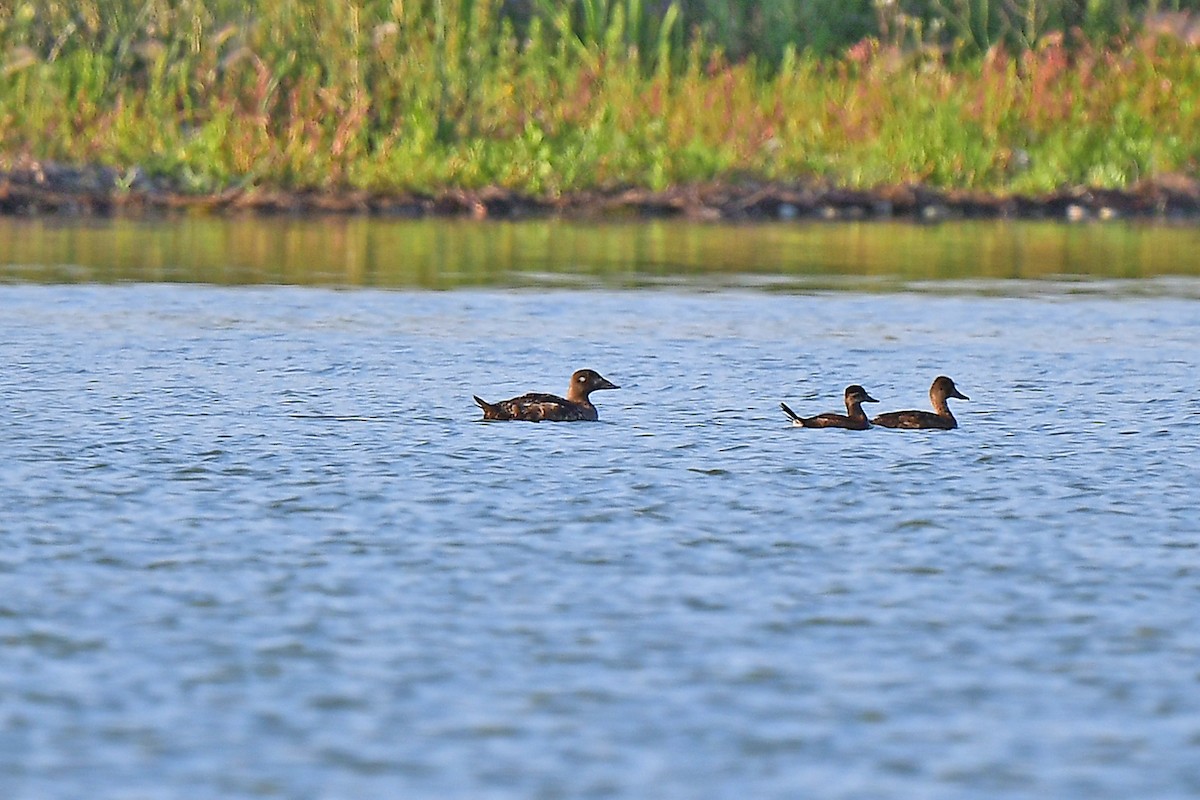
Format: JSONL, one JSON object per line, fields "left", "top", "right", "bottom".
{"left": 1, "top": 284, "right": 1199, "bottom": 799}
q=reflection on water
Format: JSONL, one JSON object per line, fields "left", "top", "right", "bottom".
{"left": 1, "top": 217, "right": 1199, "bottom": 289}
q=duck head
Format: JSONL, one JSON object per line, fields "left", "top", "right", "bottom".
{"left": 931, "top": 376, "right": 969, "bottom": 402}
{"left": 567, "top": 369, "right": 620, "bottom": 402}
{"left": 845, "top": 384, "right": 879, "bottom": 406}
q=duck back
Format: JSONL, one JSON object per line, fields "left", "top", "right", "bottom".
{"left": 780, "top": 402, "right": 871, "bottom": 430}
{"left": 474, "top": 393, "right": 597, "bottom": 422}
{"left": 871, "top": 409, "right": 956, "bottom": 429}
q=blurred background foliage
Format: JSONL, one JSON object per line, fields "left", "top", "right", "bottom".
{"left": 0, "top": 0, "right": 1196, "bottom": 193}
{"left": 5, "top": 0, "right": 1198, "bottom": 65}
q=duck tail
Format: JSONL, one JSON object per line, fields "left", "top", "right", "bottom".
{"left": 474, "top": 395, "right": 505, "bottom": 420}
{"left": 780, "top": 402, "right": 804, "bottom": 425}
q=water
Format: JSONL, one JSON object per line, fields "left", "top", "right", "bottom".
{"left": 2, "top": 220, "right": 1200, "bottom": 799}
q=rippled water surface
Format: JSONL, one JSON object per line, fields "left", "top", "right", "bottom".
{"left": 2, "top": 220, "right": 1200, "bottom": 799}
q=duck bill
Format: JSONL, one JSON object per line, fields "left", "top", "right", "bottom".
{"left": 863, "top": 393, "right": 879, "bottom": 403}
{"left": 597, "top": 378, "right": 619, "bottom": 391}
{"left": 952, "top": 389, "right": 970, "bottom": 401}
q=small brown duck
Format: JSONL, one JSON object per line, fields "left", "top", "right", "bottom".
{"left": 872, "top": 376, "right": 969, "bottom": 430}
{"left": 780, "top": 385, "right": 878, "bottom": 430}
{"left": 474, "top": 369, "right": 619, "bottom": 422}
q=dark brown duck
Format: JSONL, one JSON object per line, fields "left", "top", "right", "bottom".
{"left": 872, "top": 376, "right": 969, "bottom": 430}
{"left": 780, "top": 384, "right": 879, "bottom": 430}
{"left": 474, "top": 369, "right": 619, "bottom": 422}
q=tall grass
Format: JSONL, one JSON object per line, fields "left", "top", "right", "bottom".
{"left": 0, "top": 0, "right": 1197, "bottom": 196}
{"left": 528, "top": 0, "right": 1200, "bottom": 59}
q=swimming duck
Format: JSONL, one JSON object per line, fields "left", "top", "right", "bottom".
{"left": 474, "top": 369, "right": 619, "bottom": 422}
{"left": 780, "top": 385, "right": 878, "bottom": 430}
{"left": 872, "top": 376, "right": 969, "bottom": 430}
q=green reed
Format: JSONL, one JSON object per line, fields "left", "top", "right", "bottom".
{"left": 0, "top": 0, "right": 1196, "bottom": 197}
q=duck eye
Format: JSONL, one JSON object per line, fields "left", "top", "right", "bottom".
{"left": 578, "top": 375, "right": 588, "bottom": 382}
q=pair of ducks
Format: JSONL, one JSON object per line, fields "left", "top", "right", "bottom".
{"left": 475, "top": 370, "right": 969, "bottom": 430}
{"left": 779, "top": 376, "right": 968, "bottom": 430}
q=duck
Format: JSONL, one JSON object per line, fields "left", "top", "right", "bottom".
{"left": 780, "top": 385, "right": 878, "bottom": 430}
{"left": 871, "top": 376, "right": 969, "bottom": 429}
{"left": 474, "top": 369, "right": 619, "bottom": 422}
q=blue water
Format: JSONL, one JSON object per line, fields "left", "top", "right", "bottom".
{"left": 2, "top": 277, "right": 1200, "bottom": 798}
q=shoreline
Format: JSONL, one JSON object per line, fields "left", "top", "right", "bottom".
{"left": 2, "top": 162, "right": 1199, "bottom": 223}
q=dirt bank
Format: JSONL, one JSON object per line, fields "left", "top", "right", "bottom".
{"left": 2, "top": 161, "right": 1199, "bottom": 223}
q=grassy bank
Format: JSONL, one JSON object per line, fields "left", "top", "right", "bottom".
{"left": 1, "top": 0, "right": 1197, "bottom": 199}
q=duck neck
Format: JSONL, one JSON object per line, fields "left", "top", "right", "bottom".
{"left": 931, "top": 394, "right": 955, "bottom": 419}
{"left": 566, "top": 387, "right": 591, "bottom": 404}
{"left": 846, "top": 401, "right": 868, "bottom": 422}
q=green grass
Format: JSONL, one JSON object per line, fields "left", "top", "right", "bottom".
{"left": 1, "top": 0, "right": 1197, "bottom": 198}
